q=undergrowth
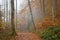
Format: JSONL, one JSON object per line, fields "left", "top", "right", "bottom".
{"left": 35, "top": 26, "right": 60, "bottom": 40}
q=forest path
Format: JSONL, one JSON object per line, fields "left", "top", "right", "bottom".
{"left": 11, "top": 32, "right": 42, "bottom": 40}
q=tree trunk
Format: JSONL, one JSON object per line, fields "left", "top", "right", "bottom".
{"left": 0, "top": 5, "right": 2, "bottom": 28}
{"left": 11, "top": 0, "right": 16, "bottom": 35}
{"left": 27, "top": 0, "right": 36, "bottom": 32}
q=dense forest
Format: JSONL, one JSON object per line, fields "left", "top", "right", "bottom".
{"left": 0, "top": 0, "right": 60, "bottom": 40}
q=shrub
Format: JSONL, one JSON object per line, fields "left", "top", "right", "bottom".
{"left": 0, "top": 21, "right": 17, "bottom": 40}
{"left": 36, "top": 26, "right": 60, "bottom": 40}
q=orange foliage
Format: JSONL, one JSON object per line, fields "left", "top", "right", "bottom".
{"left": 54, "top": 18, "right": 60, "bottom": 26}
{"left": 42, "top": 17, "right": 53, "bottom": 26}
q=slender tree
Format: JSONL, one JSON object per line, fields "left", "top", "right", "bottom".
{"left": 51, "top": 0, "right": 57, "bottom": 26}
{"left": 11, "top": 0, "right": 16, "bottom": 35}
{"left": 0, "top": 5, "right": 2, "bottom": 28}
{"left": 51, "top": 0, "right": 55, "bottom": 23}
{"left": 27, "top": 0, "right": 36, "bottom": 32}
{"left": 40, "top": 0, "right": 45, "bottom": 21}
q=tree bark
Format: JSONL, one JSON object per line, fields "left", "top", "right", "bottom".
{"left": 11, "top": 0, "right": 16, "bottom": 35}
{"left": 0, "top": 5, "right": 2, "bottom": 28}
{"left": 27, "top": 0, "right": 36, "bottom": 32}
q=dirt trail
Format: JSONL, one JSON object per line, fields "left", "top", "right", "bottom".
{"left": 11, "top": 32, "right": 42, "bottom": 40}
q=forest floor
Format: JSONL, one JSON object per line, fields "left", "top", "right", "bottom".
{"left": 11, "top": 32, "right": 42, "bottom": 40}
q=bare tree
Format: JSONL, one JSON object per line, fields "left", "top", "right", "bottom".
{"left": 0, "top": 5, "right": 2, "bottom": 28}
{"left": 11, "top": 0, "right": 16, "bottom": 35}
{"left": 40, "top": 0, "right": 45, "bottom": 21}
{"left": 27, "top": 0, "right": 36, "bottom": 32}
